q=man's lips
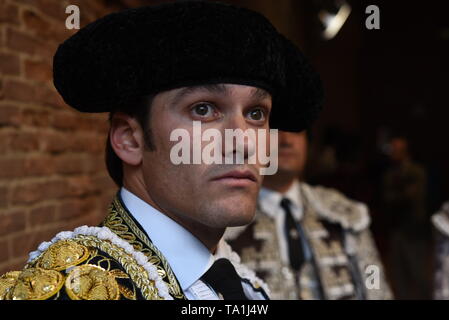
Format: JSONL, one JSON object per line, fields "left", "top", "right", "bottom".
{"left": 211, "top": 170, "right": 257, "bottom": 186}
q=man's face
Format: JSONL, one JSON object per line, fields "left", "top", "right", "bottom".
{"left": 389, "top": 138, "right": 408, "bottom": 163}
{"left": 276, "top": 130, "right": 308, "bottom": 175}
{"left": 141, "top": 84, "right": 272, "bottom": 229}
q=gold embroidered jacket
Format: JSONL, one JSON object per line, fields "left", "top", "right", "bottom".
{"left": 0, "top": 193, "right": 267, "bottom": 300}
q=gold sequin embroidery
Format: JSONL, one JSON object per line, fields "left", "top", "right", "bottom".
{"left": 0, "top": 271, "right": 20, "bottom": 300}
{"left": 8, "top": 268, "right": 64, "bottom": 300}
{"left": 65, "top": 264, "right": 120, "bottom": 300}
{"left": 36, "top": 240, "right": 90, "bottom": 271}
{"left": 72, "top": 235, "right": 162, "bottom": 300}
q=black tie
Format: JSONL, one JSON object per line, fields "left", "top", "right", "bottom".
{"left": 280, "top": 197, "right": 305, "bottom": 271}
{"left": 200, "top": 258, "right": 248, "bottom": 300}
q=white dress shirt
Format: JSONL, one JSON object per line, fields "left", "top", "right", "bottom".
{"left": 120, "top": 187, "right": 219, "bottom": 300}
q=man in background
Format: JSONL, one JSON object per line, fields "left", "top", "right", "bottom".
{"left": 226, "top": 130, "right": 393, "bottom": 299}
{"left": 382, "top": 135, "right": 429, "bottom": 299}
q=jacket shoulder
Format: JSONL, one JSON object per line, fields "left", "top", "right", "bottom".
{"left": 302, "top": 183, "right": 371, "bottom": 232}
{"left": 432, "top": 201, "right": 449, "bottom": 237}
{"left": 0, "top": 226, "right": 173, "bottom": 300}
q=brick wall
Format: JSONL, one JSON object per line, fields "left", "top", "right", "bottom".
{"left": 0, "top": 0, "right": 149, "bottom": 274}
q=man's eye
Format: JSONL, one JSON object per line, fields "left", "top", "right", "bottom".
{"left": 247, "top": 108, "right": 266, "bottom": 121}
{"left": 191, "top": 103, "right": 215, "bottom": 117}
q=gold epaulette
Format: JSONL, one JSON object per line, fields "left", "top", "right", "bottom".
{"left": 0, "top": 227, "right": 172, "bottom": 300}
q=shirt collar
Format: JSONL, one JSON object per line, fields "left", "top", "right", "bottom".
{"left": 258, "top": 179, "right": 303, "bottom": 220}
{"left": 120, "top": 187, "right": 214, "bottom": 291}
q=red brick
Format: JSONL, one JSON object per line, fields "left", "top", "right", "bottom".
{"left": 93, "top": 156, "right": 108, "bottom": 173}
{"left": 0, "top": 0, "right": 141, "bottom": 273}
{"left": 52, "top": 111, "right": 79, "bottom": 130}
{"left": 0, "top": 238, "right": 9, "bottom": 263}
{"left": 22, "top": 108, "right": 51, "bottom": 127}
{"left": 0, "top": 104, "right": 22, "bottom": 127}
{"left": 57, "top": 199, "right": 87, "bottom": 220}
{"left": 41, "top": 131, "right": 70, "bottom": 153}
{"left": 23, "top": 155, "right": 56, "bottom": 176}
{"left": 73, "top": 216, "right": 98, "bottom": 229}
{"left": 24, "top": 59, "right": 52, "bottom": 83}
{"left": 0, "top": 186, "right": 7, "bottom": 208}
{"left": 37, "top": 43, "right": 58, "bottom": 64}
{"left": 0, "top": 2, "right": 19, "bottom": 25}
{"left": 22, "top": 9, "right": 51, "bottom": 36}
{"left": 69, "top": 133, "right": 105, "bottom": 154}
{"left": 66, "top": 175, "right": 94, "bottom": 197}
{"left": 11, "top": 182, "right": 45, "bottom": 205}
{"left": 0, "top": 132, "right": 9, "bottom": 153}
{"left": 0, "top": 53, "right": 21, "bottom": 76}
{"left": 74, "top": 0, "right": 111, "bottom": 16}
{"left": 36, "top": 0, "right": 66, "bottom": 22}
{"left": 98, "top": 200, "right": 111, "bottom": 217}
{"left": 80, "top": 114, "right": 110, "bottom": 133}
{"left": 3, "top": 80, "right": 36, "bottom": 103}
{"left": 0, "top": 155, "right": 53, "bottom": 178}
{"left": 86, "top": 136, "right": 104, "bottom": 153}
{"left": 47, "top": 24, "right": 73, "bottom": 44}
{"left": 12, "top": 0, "right": 38, "bottom": 7}
{"left": 45, "top": 179, "right": 69, "bottom": 199}
{"left": 6, "top": 28, "right": 42, "bottom": 55}
{"left": 11, "top": 179, "right": 70, "bottom": 205}
{"left": 0, "top": 157, "right": 25, "bottom": 179}
{"left": 54, "top": 155, "right": 86, "bottom": 175}
{"left": 0, "top": 79, "right": 3, "bottom": 100}
{"left": 11, "top": 232, "right": 40, "bottom": 258}
{"left": 85, "top": 155, "right": 104, "bottom": 173}
{"left": 0, "top": 258, "right": 26, "bottom": 275}
{"left": 97, "top": 120, "right": 110, "bottom": 133}
{"left": 92, "top": 175, "right": 115, "bottom": 192}
{"left": 0, "top": 210, "right": 27, "bottom": 235}
{"left": 9, "top": 131, "right": 40, "bottom": 151}
{"left": 11, "top": 227, "right": 62, "bottom": 258}
{"left": 68, "top": 134, "right": 92, "bottom": 152}
{"left": 29, "top": 204, "right": 56, "bottom": 225}
{"left": 34, "top": 85, "right": 66, "bottom": 108}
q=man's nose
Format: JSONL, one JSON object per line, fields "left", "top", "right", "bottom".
{"left": 221, "top": 113, "right": 256, "bottom": 161}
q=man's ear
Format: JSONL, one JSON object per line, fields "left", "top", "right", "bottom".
{"left": 109, "top": 113, "right": 144, "bottom": 166}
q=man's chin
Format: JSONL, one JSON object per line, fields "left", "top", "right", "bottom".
{"left": 222, "top": 208, "right": 256, "bottom": 227}
{"left": 204, "top": 207, "right": 255, "bottom": 228}
{"left": 200, "top": 193, "right": 257, "bottom": 226}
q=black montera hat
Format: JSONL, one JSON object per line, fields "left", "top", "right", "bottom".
{"left": 53, "top": 0, "right": 323, "bottom": 132}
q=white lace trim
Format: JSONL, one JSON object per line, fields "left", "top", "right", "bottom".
{"left": 27, "top": 225, "right": 173, "bottom": 300}
{"left": 301, "top": 183, "right": 370, "bottom": 232}
{"left": 223, "top": 225, "right": 248, "bottom": 241}
{"left": 215, "top": 239, "right": 270, "bottom": 297}
{"left": 433, "top": 212, "right": 449, "bottom": 237}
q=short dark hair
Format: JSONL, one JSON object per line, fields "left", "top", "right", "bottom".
{"left": 105, "top": 95, "right": 155, "bottom": 187}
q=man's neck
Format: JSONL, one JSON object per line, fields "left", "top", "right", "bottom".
{"left": 123, "top": 181, "right": 224, "bottom": 253}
